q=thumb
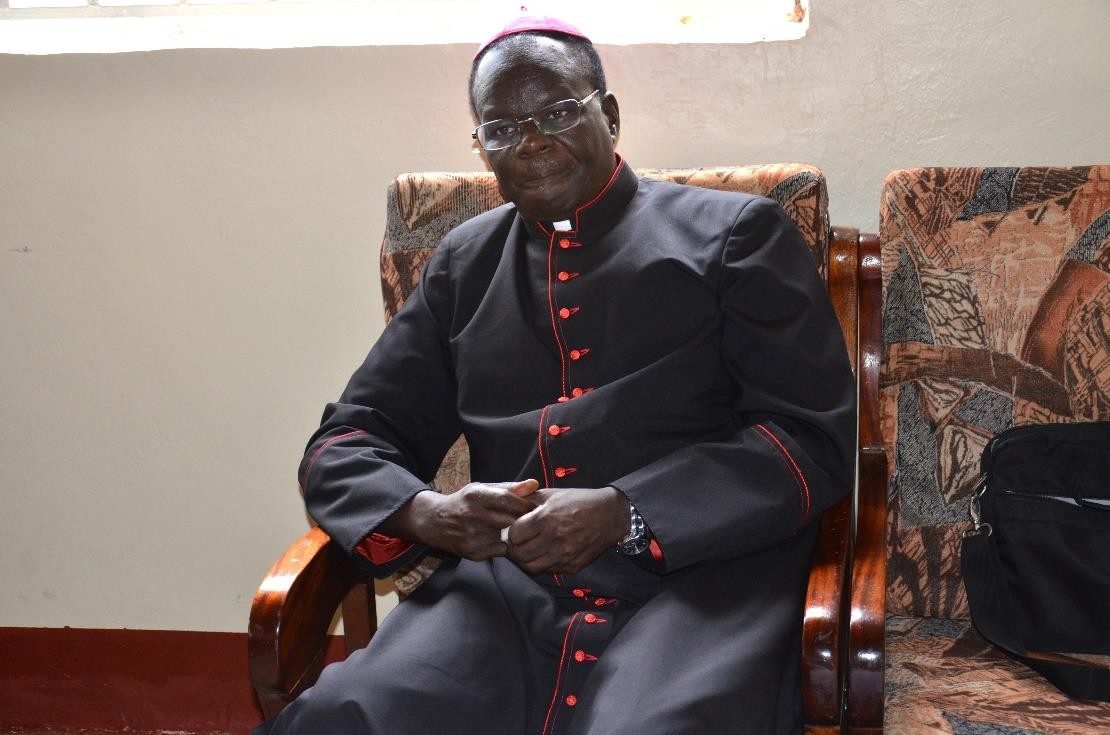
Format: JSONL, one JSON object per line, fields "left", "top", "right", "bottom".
{"left": 508, "top": 478, "right": 540, "bottom": 497}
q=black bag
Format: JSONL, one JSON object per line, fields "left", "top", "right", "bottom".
{"left": 961, "top": 421, "right": 1110, "bottom": 702}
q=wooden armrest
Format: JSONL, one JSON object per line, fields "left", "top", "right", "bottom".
{"left": 827, "top": 226, "right": 861, "bottom": 377}
{"left": 248, "top": 527, "right": 361, "bottom": 721}
{"left": 801, "top": 225, "right": 861, "bottom": 732}
{"left": 845, "top": 233, "right": 887, "bottom": 734}
{"left": 803, "top": 492, "right": 853, "bottom": 732}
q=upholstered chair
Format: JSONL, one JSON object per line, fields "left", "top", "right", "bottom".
{"left": 250, "top": 164, "right": 862, "bottom": 734}
{"left": 847, "top": 166, "right": 1110, "bottom": 733}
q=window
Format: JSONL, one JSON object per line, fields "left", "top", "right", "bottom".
{"left": 0, "top": 0, "right": 809, "bottom": 55}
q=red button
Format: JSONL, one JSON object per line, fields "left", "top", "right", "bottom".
{"left": 569, "top": 348, "right": 589, "bottom": 361}
{"left": 571, "top": 387, "right": 583, "bottom": 397}
{"left": 565, "top": 694, "right": 578, "bottom": 707}
{"left": 548, "top": 425, "right": 561, "bottom": 436}
{"left": 557, "top": 271, "right": 579, "bottom": 282}
{"left": 572, "top": 588, "right": 587, "bottom": 598}
{"left": 557, "top": 396, "right": 570, "bottom": 403}
{"left": 554, "top": 466, "right": 577, "bottom": 478}
{"left": 583, "top": 613, "right": 599, "bottom": 623}
{"left": 558, "top": 306, "right": 579, "bottom": 319}
{"left": 574, "top": 650, "right": 587, "bottom": 662}
{"left": 559, "top": 238, "right": 582, "bottom": 249}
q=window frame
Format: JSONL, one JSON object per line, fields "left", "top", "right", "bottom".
{"left": 0, "top": 0, "right": 810, "bottom": 55}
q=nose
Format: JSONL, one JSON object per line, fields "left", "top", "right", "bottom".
{"left": 516, "top": 118, "right": 550, "bottom": 155}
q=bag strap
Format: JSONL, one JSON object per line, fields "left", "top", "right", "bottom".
{"left": 962, "top": 532, "right": 1110, "bottom": 702}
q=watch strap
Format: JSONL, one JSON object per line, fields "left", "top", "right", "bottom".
{"left": 618, "top": 503, "right": 649, "bottom": 556}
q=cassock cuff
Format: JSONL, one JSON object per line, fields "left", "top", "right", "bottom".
{"left": 352, "top": 533, "right": 428, "bottom": 578}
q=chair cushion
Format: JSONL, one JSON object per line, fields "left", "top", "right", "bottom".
{"left": 879, "top": 166, "right": 1110, "bottom": 619}
{"left": 886, "top": 616, "right": 1110, "bottom": 734}
{"left": 379, "top": 163, "right": 828, "bottom": 595}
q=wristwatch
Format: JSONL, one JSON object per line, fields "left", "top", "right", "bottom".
{"left": 618, "top": 503, "right": 650, "bottom": 556}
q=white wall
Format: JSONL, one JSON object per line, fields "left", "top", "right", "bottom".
{"left": 1, "top": 0, "right": 1107, "bottom": 632}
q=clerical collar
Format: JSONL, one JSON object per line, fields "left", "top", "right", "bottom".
{"left": 523, "top": 155, "right": 639, "bottom": 241}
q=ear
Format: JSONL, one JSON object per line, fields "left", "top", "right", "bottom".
{"left": 601, "top": 92, "right": 621, "bottom": 141}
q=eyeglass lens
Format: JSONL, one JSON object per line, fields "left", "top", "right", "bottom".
{"left": 477, "top": 99, "right": 584, "bottom": 151}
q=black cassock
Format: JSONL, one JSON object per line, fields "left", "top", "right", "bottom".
{"left": 256, "top": 160, "right": 855, "bottom": 735}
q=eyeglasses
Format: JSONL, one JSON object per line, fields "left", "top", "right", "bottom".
{"left": 472, "top": 89, "right": 601, "bottom": 152}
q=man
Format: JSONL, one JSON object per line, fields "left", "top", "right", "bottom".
{"left": 257, "top": 16, "right": 855, "bottom": 735}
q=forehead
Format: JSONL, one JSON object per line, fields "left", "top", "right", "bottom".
{"left": 473, "top": 36, "right": 591, "bottom": 117}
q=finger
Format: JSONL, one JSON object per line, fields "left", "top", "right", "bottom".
{"left": 516, "top": 548, "right": 564, "bottom": 575}
{"left": 465, "top": 540, "right": 509, "bottom": 561}
{"left": 506, "top": 522, "right": 567, "bottom": 567}
{"left": 505, "top": 540, "right": 543, "bottom": 569}
{"left": 529, "top": 488, "right": 555, "bottom": 504}
{"left": 474, "top": 481, "right": 517, "bottom": 490}
{"left": 506, "top": 531, "right": 542, "bottom": 561}
{"left": 476, "top": 488, "right": 538, "bottom": 516}
{"left": 472, "top": 480, "right": 536, "bottom": 496}
{"left": 480, "top": 507, "right": 535, "bottom": 530}
{"left": 508, "top": 478, "right": 540, "bottom": 497}
{"left": 506, "top": 507, "right": 546, "bottom": 546}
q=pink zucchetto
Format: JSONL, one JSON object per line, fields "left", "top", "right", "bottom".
{"left": 475, "top": 16, "right": 591, "bottom": 59}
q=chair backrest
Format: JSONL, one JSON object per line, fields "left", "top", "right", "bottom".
{"left": 379, "top": 163, "right": 830, "bottom": 593}
{"left": 879, "top": 165, "right": 1110, "bottom": 619}
{"left": 381, "top": 164, "right": 829, "bottom": 321}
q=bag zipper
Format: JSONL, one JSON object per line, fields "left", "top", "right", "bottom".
{"left": 999, "top": 488, "right": 1110, "bottom": 511}
{"left": 971, "top": 422, "right": 1110, "bottom": 531}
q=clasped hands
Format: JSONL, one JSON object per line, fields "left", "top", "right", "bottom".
{"left": 383, "top": 480, "right": 628, "bottom": 574}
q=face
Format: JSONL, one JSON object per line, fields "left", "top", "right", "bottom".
{"left": 471, "top": 37, "right": 620, "bottom": 222}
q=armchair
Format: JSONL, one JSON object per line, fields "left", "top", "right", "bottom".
{"left": 845, "top": 166, "right": 1110, "bottom": 733}
{"left": 249, "top": 164, "right": 863, "bottom": 732}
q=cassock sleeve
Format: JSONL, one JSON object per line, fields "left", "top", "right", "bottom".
{"left": 609, "top": 197, "right": 856, "bottom": 573}
{"left": 297, "top": 240, "right": 462, "bottom": 578}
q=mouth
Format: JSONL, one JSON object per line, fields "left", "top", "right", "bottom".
{"left": 515, "top": 158, "right": 568, "bottom": 185}
{"left": 518, "top": 166, "right": 569, "bottom": 190}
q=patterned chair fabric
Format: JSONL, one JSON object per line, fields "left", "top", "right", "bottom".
{"left": 879, "top": 166, "right": 1110, "bottom": 732}
{"left": 378, "top": 163, "right": 829, "bottom": 594}
{"left": 885, "top": 617, "right": 1110, "bottom": 734}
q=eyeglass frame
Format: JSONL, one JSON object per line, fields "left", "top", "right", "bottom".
{"left": 471, "top": 89, "right": 602, "bottom": 152}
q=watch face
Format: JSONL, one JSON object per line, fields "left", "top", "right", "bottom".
{"left": 620, "top": 537, "right": 650, "bottom": 556}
